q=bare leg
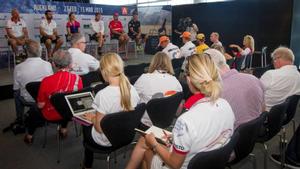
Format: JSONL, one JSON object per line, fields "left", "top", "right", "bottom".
{"left": 8, "top": 39, "right": 18, "bottom": 54}
{"left": 97, "top": 33, "right": 104, "bottom": 47}
{"left": 45, "top": 39, "right": 52, "bottom": 58}
{"left": 125, "top": 137, "right": 149, "bottom": 169}
{"left": 143, "top": 149, "right": 155, "bottom": 169}
{"left": 53, "top": 38, "right": 63, "bottom": 55}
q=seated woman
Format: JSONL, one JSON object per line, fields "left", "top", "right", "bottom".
{"left": 125, "top": 53, "right": 235, "bottom": 169}
{"left": 24, "top": 50, "right": 83, "bottom": 144}
{"left": 211, "top": 43, "right": 234, "bottom": 67}
{"left": 82, "top": 53, "right": 140, "bottom": 169}
{"left": 66, "top": 12, "right": 80, "bottom": 40}
{"left": 134, "top": 52, "right": 182, "bottom": 127}
{"left": 229, "top": 35, "right": 255, "bottom": 70}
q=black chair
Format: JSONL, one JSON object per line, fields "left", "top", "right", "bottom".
{"left": 188, "top": 131, "right": 240, "bottom": 169}
{"left": 124, "top": 63, "right": 147, "bottom": 77}
{"left": 172, "top": 57, "right": 185, "bottom": 69}
{"left": 252, "top": 64, "right": 274, "bottom": 78}
{"left": 25, "top": 82, "right": 41, "bottom": 102}
{"left": 80, "top": 70, "right": 104, "bottom": 88}
{"left": 129, "top": 75, "right": 141, "bottom": 85}
{"left": 146, "top": 92, "right": 183, "bottom": 128}
{"left": 282, "top": 95, "right": 300, "bottom": 131}
{"left": 228, "top": 112, "right": 267, "bottom": 169}
{"left": 256, "top": 101, "right": 288, "bottom": 169}
{"left": 92, "top": 83, "right": 108, "bottom": 95}
{"left": 180, "top": 81, "right": 192, "bottom": 101}
{"left": 83, "top": 103, "right": 146, "bottom": 169}
{"left": 174, "top": 68, "right": 181, "bottom": 79}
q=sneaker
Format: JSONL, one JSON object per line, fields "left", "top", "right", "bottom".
{"left": 270, "top": 154, "right": 300, "bottom": 169}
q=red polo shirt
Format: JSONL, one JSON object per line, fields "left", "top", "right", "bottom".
{"left": 108, "top": 19, "right": 123, "bottom": 36}
{"left": 37, "top": 71, "right": 83, "bottom": 121}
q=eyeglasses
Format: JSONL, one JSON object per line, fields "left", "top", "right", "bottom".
{"left": 79, "top": 41, "right": 87, "bottom": 44}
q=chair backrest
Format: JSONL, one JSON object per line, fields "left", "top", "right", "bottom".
{"left": 146, "top": 92, "right": 183, "bottom": 128}
{"left": 252, "top": 64, "right": 274, "bottom": 78}
{"left": 129, "top": 75, "right": 141, "bottom": 85}
{"left": 124, "top": 63, "right": 147, "bottom": 77}
{"left": 230, "top": 112, "right": 266, "bottom": 164}
{"left": 92, "top": 83, "right": 108, "bottom": 95}
{"left": 283, "top": 95, "right": 300, "bottom": 125}
{"left": 50, "top": 87, "right": 92, "bottom": 120}
{"left": 100, "top": 103, "right": 146, "bottom": 148}
{"left": 80, "top": 70, "right": 104, "bottom": 88}
{"left": 25, "top": 81, "right": 41, "bottom": 101}
{"left": 188, "top": 131, "right": 240, "bottom": 169}
{"left": 172, "top": 57, "right": 185, "bottom": 70}
{"left": 235, "top": 55, "right": 246, "bottom": 71}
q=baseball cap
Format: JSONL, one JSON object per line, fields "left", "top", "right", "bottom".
{"left": 113, "top": 12, "right": 119, "bottom": 16}
{"left": 158, "top": 36, "right": 169, "bottom": 46}
{"left": 180, "top": 31, "right": 191, "bottom": 38}
{"left": 196, "top": 33, "right": 205, "bottom": 40}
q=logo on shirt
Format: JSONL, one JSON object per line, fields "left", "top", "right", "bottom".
{"left": 173, "top": 120, "right": 186, "bottom": 137}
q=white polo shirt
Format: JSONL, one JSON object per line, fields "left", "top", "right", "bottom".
{"left": 162, "top": 43, "right": 181, "bottom": 60}
{"left": 40, "top": 19, "right": 57, "bottom": 36}
{"left": 13, "top": 57, "right": 53, "bottom": 102}
{"left": 180, "top": 41, "right": 196, "bottom": 58}
{"left": 68, "top": 48, "right": 100, "bottom": 75}
{"left": 91, "top": 19, "right": 105, "bottom": 34}
{"left": 91, "top": 85, "right": 140, "bottom": 146}
{"left": 134, "top": 70, "right": 183, "bottom": 126}
{"left": 260, "top": 65, "right": 300, "bottom": 111}
{"left": 6, "top": 19, "right": 27, "bottom": 38}
{"left": 172, "top": 98, "right": 235, "bottom": 169}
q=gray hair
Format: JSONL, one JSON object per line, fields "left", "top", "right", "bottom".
{"left": 271, "top": 46, "right": 295, "bottom": 63}
{"left": 70, "top": 33, "right": 85, "bottom": 46}
{"left": 25, "top": 39, "right": 42, "bottom": 58}
{"left": 52, "top": 50, "right": 72, "bottom": 69}
{"left": 204, "top": 48, "right": 227, "bottom": 69}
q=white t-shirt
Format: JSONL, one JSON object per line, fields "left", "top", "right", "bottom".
{"left": 212, "top": 41, "right": 223, "bottom": 47}
{"left": 260, "top": 65, "right": 300, "bottom": 111}
{"left": 68, "top": 48, "right": 99, "bottom": 75}
{"left": 162, "top": 43, "right": 181, "bottom": 60}
{"left": 91, "top": 85, "right": 140, "bottom": 146}
{"left": 134, "top": 70, "right": 183, "bottom": 126}
{"left": 91, "top": 19, "right": 105, "bottom": 34}
{"left": 13, "top": 58, "right": 53, "bottom": 102}
{"left": 240, "top": 47, "right": 251, "bottom": 56}
{"left": 186, "top": 24, "right": 198, "bottom": 42}
{"left": 40, "top": 19, "right": 57, "bottom": 36}
{"left": 6, "top": 19, "right": 27, "bottom": 38}
{"left": 171, "top": 98, "right": 235, "bottom": 169}
{"left": 180, "top": 41, "right": 196, "bottom": 58}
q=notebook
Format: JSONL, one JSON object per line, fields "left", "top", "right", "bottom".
{"left": 65, "top": 92, "right": 96, "bottom": 124}
{"left": 135, "top": 126, "right": 172, "bottom": 146}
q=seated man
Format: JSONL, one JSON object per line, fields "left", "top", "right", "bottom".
{"left": 195, "top": 33, "right": 209, "bottom": 54}
{"left": 68, "top": 33, "right": 99, "bottom": 75}
{"left": 109, "top": 12, "right": 129, "bottom": 54}
{"left": 127, "top": 12, "right": 147, "bottom": 48}
{"left": 13, "top": 39, "right": 53, "bottom": 125}
{"left": 158, "top": 36, "right": 181, "bottom": 60}
{"left": 205, "top": 48, "right": 264, "bottom": 129}
{"left": 210, "top": 32, "right": 222, "bottom": 47}
{"left": 6, "top": 9, "right": 28, "bottom": 57}
{"left": 40, "top": 10, "right": 63, "bottom": 58}
{"left": 180, "top": 31, "right": 196, "bottom": 58}
{"left": 260, "top": 46, "right": 300, "bottom": 111}
{"left": 90, "top": 12, "right": 105, "bottom": 53}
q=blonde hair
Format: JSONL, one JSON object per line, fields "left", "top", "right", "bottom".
{"left": 271, "top": 46, "right": 295, "bottom": 63}
{"left": 244, "top": 35, "right": 255, "bottom": 52}
{"left": 100, "top": 53, "right": 133, "bottom": 111}
{"left": 186, "top": 54, "right": 222, "bottom": 102}
{"left": 148, "top": 52, "right": 174, "bottom": 75}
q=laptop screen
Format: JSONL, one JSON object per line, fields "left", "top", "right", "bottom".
{"left": 65, "top": 92, "right": 94, "bottom": 114}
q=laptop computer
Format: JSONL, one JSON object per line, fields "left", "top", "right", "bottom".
{"left": 65, "top": 92, "right": 96, "bottom": 124}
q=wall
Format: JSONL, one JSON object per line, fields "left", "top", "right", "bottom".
{"left": 291, "top": 0, "right": 300, "bottom": 68}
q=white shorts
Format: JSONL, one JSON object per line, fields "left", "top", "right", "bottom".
{"left": 151, "top": 155, "right": 170, "bottom": 169}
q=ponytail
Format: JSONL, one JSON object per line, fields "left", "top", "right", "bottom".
{"left": 119, "top": 73, "right": 133, "bottom": 111}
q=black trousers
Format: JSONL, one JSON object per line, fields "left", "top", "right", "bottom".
{"left": 286, "top": 124, "right": 300, "bottom": 163}
{"left": 82, "top": 126, "right": 99, "bottom": 168}
{"left": 25, "top": 106, "right": 68, "bottom": 135}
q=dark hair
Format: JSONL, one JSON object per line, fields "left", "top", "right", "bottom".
{"left": 45, "top": 10, "right": 52, "bottom": 15}
{"left": 69, "top": 12, "right": 74, "bottom": 18}
{"left": 95, "top": 12, "right": 101, "bottom": 16}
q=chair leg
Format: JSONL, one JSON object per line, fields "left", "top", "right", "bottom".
{"left": 292, "top": 119, "right": 296, "bottom": 133}
{"left": 249, "top": 153, "right": 257, "bottom": 169}
{"left": 106, "top": 154, "right": 111, "bottom": 169}
{"left": 114, "top": 151, "right": 117, "bottom": 164}
{"left": 74, "top": 121, "right": 79, "bottom": 137}
{"left": 263, "top": 143, "right": 268, "bottom": 169}
{"left": 42, "top": 122, "right": 48, "bottom": 148}
{"left": 57, "top": 124, "right": 62, "bottom": 163}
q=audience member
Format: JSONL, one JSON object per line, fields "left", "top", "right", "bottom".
{"left": 68, "top": 33, "right": 99, "bottom": 75}
{"left": 126, "top": 53, "right": 235, "bottom": 169}
{"left": 230, "top": 35, "right": 255, "bottom": 70}
{"left": 185, "top": 17, "right": 199, "bottom": 42}
{"left": 109, "top": 12, "right": 129, "bottom": 55}
{"left": 66, "top": 12, "right": 80, "bottom": 39}
{"left": 180, "top": 31, "right": 196, "bottom": 58}
{"left": 158, "top": 36, "right": 180, "bottom": 59}
{"left": 260, "top": 47, "right": 300, "bottom": 111}
{"left": 40, "top": 10, "right": 63, "bottom": 58}
{"left": 23, "top": 50, "right": 83, "bottom": 144}
{"left": 204, "top": 49, "right": 264, "bottom": 129}
{"left": 134, "top": 52, "right": 182, "bottom": 127}
{"left": 210, "top": 32, "right": 222, "bottom": 46}
{"left": 91, "top": 12, "right": 105, "bottom": 53}
{"left": 81, "top": 53, "right": 140, "bottom": 169}
{"left": 128, "top": 11, "right": 147, "bottom": 48}
{"left": 195, "top": 33, "right": 209, "bottom": 54}
{"left": 13, "top": 39, "right": 53, "bottom": 125}
{"left": 6, "top": 9, "right": 29, "bottom": 56}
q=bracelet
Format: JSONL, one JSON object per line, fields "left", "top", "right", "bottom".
{"left": 152, "top": 143, "right": 158, "bottom": 152}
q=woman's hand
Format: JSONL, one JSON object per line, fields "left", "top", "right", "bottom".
{"left": 83, "top": 112, "right": 96, "bottom": 121}
{"left": 145, "top": 133, "right": 158, "bottom": 148}
{"left": 229, "top": 44, "right": 238, "bottom": 48}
